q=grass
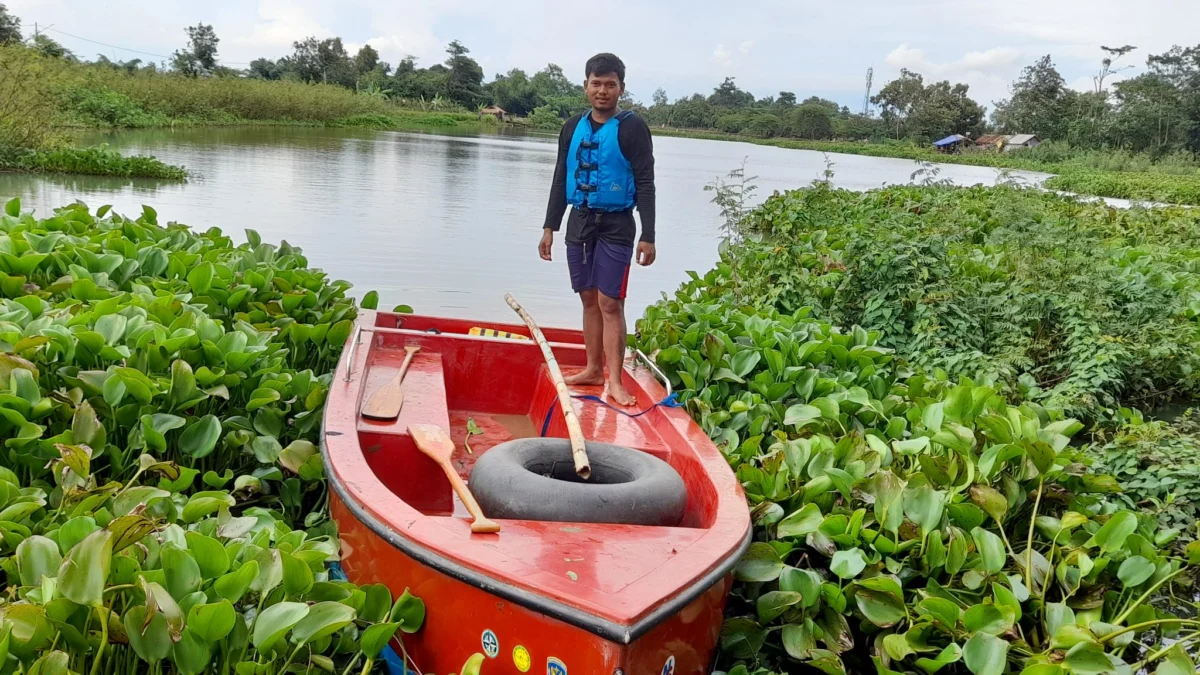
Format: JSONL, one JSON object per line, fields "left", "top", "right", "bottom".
{"left": 2, "top": 145, "right": 187, "bottom": 179}
{"left": 654, "top": 127, "right": 1200, "bottom": 206}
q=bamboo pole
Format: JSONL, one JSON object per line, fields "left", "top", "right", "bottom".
{"left": 504, "top": 294, "right": 591, "bottom": 479}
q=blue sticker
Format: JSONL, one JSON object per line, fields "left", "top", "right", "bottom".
{"left": 662, "top": 655, "right": 675, "bottom": 675}
{"left": 547, "top": 657, "right": 567, "bottom": 675}
{"left": 481, "top": 629, "right": 499, "bottom": 659}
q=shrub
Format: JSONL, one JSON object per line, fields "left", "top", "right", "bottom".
{"left": 12, "top": 145, "right": 186, "bottom": 179}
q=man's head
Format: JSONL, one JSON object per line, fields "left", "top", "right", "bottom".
{"left": 584, "top": 53, "right": 625, "bottom": 113}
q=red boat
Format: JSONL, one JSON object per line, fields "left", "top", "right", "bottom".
{"left": 322, "top": 309, "right": 750, "bottom": 675}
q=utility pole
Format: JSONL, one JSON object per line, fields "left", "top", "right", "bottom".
{"left": 862, "top": 67, "right": 874, "bottom": 117}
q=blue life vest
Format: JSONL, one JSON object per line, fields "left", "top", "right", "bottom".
{"left": 565, "top": 110, "right": 636, "bottom": 212}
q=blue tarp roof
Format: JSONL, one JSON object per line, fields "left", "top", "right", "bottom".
{"left": 933, "top": 134, "right": 966, "bottom": 147}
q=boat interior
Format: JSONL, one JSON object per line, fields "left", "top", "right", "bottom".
{"left": 353, "top": 312, "right": 720, "bottom": 529}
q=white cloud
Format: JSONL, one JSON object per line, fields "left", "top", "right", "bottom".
{"left": 713, "top": 44, "right": 732, "bottom": 66}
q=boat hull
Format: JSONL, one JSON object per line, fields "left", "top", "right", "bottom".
{"left": 332, "top": 489, "right": 732, "bottom": 674}
{"left": 322, "top": 311, "right": 750, "bottom": 675}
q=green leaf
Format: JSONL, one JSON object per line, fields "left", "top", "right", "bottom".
{"left": 971, "top": 527, "right": 1006, "bottom": 575}
{"left": 782, "top": 620, "right": 817, "bottom": 660}
{"left": 830, "top": 548, "right": 868, "bottom": 579}
{"left": 214, "top": 560, "right": 259, "bottom": 603}
{"left": 187, "top": 601, "right": 237, "bottom": 643}
{"left": 290, "top": 601, "right": 356, "bottom": 645}
{"left": 916, "top": 644, "right": 963, "bottom": 675}
{"left": 853, "top": 575, "right": 905, "bottom": 627}
{"left": 917, "top": 597, "right": 960, "bottom": 631}
{"left": 17, "top": 536, "right": 61, "bottom": 587}
{"left": 179, "top": 415, "right": 222, "bottom": 459}
{"left": 784, "top": 404, "right": 822, "bottom": 427}
{"left": 390, "top": 588, "right": 426, "bottom": 633}
{"left": 720, "top": 618, "right": 766, "bottom": 660}
{"left": 1117, "top": 556, "right": 1155, "bottom": 588}
{"left": 57, "top": 529, "right": 112, "bottom": 607}
{"left": 883, "top": 633, "right": 915, "bottom": 661}
{"left": 360, "top": 291, "right": 379, "bottom": 310}
{"left": 172, "top": 627, "right": 212, "bottom": 675}
{"left": 963, "top": 632, "right": 1009, "bottom": 675}
{"left": 188, "top": 262, "right": 216, "bottom": 295}
{"left": 4, "top": 198, "right": 18, "bottom": 217}
{"left": 904, "top": 484, "right": 946, "bottom": 535}
{"left": 1045, "top": 603, "right": 1076, "bottom": 644}
{"left": 1087, "top": 511, "right": 1138, "bottom": 555}
{"left": 1064, "top": 642, "right": 1116, "bottom": 675}
{"left": 251, "top": 601, "right": 310, "bottom": 652}
{"left": 281, "top": 550, "right": 314, "bottom": 596}
{"left": 777, "top": 503, "right": 823, "bottom": 538}
{"left": 162, "top": 546, "right": 202, "bottom": 600}
{"left": 185, "top": 532, "right": 229, "bottom": 579}
{"left": 962, "top": 603, "right": 1015, "bottom": 635}
{"left": 124, "top": 605, "right": 172, "bottom": 663}
{"left": 756, "top": 591, "right": 803, "bottom": 623}
{"left": 735, "top": 542, "right": 785, "bottom": 582}
{"left": 279, "top": 440, "right": 317, "bottom": 474}
{"left": 360, "top": 622, "right": 401, "bottom": 656}
{"left": 969, "top": 485, "right": 1008, "bottom": 524}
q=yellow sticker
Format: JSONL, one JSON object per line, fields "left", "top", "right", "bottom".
{"left": 513, "top": 645, "right": 531, "bottom": 673}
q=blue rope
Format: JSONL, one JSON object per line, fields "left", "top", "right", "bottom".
{"left": 539, "top": 392, "right": 680, "bottom": 437}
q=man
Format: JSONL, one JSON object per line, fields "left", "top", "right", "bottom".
{"left": 539, "top": 52, "right": 655, "bottom": 407}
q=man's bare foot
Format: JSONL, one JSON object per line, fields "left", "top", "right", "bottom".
{"left": 607, "top": 381, "right": 637, "bottom": 407}
{"left": 565, "top": 369, "right": 604, "bottom": 386}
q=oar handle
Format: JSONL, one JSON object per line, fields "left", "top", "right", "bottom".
{"left": 504, "top": 294, "right": 591, "bottom": 480}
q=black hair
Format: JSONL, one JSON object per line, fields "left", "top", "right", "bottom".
{"left": 585, "top": 53, "right": 626, "bottom": 83}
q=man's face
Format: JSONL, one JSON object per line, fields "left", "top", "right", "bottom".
{"left": 585, "top": 72, "right": 624, "bottom": 112}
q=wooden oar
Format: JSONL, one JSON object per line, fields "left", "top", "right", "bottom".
{"left": 360, "top": 345, "right": 420, "bottom": 420}
{"left": 504, "top": 294, "right": 591, "bottom": 480}
{"left": 409, "top": 424, "right": 501, "bottom": 534}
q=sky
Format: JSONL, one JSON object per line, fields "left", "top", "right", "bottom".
{"left": 9, "top": 0, "right": 1200, "bottom": 115}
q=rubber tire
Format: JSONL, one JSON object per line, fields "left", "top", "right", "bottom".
{"left": 469, "top": 438, "right": 688, "bottom": 526}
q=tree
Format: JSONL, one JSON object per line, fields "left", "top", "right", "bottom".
{"left": 288, "top": 37, "right": 354, "bottom": 87}
{"left": 652, "top": 88, "right": 669, "bottom": 107}
{"left": 775, "top": 92, "right": 797, "bottom": 108}
{"left": 1095, "top": 45, "right": 1137, "bottom": 93}
{"left": 248, "top": 58, "right": 284, "bottom": 80}
{"left": 709, "top": 77, "right": 754, "bottom": 108}
{"left": 672, "top": 94, "right": 717, "bottom": 128}
{"left": 488, "top": 68, "right": 540, "bottom": 116}
{"left": 171, "top": 23, "right": 219, "bottom": 76}
{"left": 992, "top": 56, "right": 1075, "bottom": 141}
{"left": 872, "top": 69, "right": 927, "bottom": 138}
{"left": 32, "top": 34, "right": 72, "bottom": 60}
{"left": 1113, "top": 72, "right": 1188, "bottom": 154}
{"left": 790, "top": 103, "right": 834, "bottom": 139}
{"left": 1142, "top": 44, "right": 1200, "bottom": 153}
{"left": 0, "top": 4, "right": 21, "bottom": 45}
{"left": 354, "top": 45, "right": 380, "bottom": 75}
{"left": 443, "top": 40, "right": 484, "bottom": 108}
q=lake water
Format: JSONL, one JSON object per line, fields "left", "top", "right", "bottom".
{"left": 0, "top": 127, "right": 1049, "bottom": 326}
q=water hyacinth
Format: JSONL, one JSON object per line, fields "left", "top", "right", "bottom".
{"left": 0, "top": 198, "right": 483, "bottom": 674}
{"left": 637, "top": 291, "right": 1196, "bottom": 674}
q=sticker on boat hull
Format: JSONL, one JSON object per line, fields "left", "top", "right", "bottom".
{"left": 547, "top": 657, "right": 567, "bottom": 675}
{"left": 513, "top": 645, "right": 531, "bottom": 672}
{"left": 481, "top": 629, "right": 499, "bottom": 658}
{"left": 662, "top": 655, "right": 675, "bottom": 675}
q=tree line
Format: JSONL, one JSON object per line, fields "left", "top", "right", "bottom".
{"left": 3, "top": 2, "right": 1199, "bottom": 156}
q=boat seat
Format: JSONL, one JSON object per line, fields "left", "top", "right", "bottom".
{"left": 357, "top": 349, "right": 450, "bottom": 435}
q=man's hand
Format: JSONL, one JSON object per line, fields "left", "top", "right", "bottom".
{"left": 636, "top": 241, "right": 656, "bottom": 266}
{"left": 539, "top": 229, "right": 554, "bottom": 261}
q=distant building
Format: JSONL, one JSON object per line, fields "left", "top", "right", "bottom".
{"left": 1004, "top": 134, "right": 1041, "bottom": 151}
{"left": 933, "top": 134, "right": 973, "bottom": 153}
{"left": 478, "top": 106, "right": 508, "bottom": 122}
{"left": 975, "top": 134, "right": 1007, "bottom": 150}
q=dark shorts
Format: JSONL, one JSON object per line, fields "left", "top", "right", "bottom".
{"left": 566, "top": 240, "right": 633, "bottom": 299}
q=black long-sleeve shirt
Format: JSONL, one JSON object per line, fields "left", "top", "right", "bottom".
{"left": 542, "top": 111, "right": 656, "bottom": 246}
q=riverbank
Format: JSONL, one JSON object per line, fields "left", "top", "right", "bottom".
{"left": 652, "top": 126, "right": 1200, "bottom": 205}
{"left": 0, "top": 44, "right": 498, "bottom": 179}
